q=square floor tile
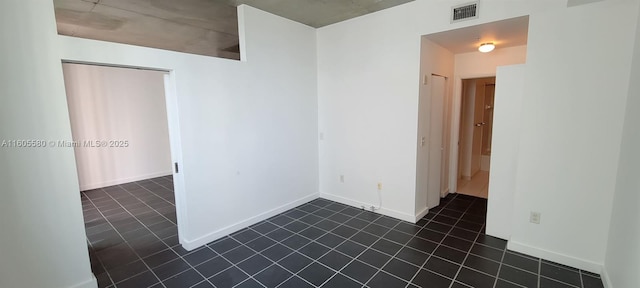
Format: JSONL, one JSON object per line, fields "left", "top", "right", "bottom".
{"left": 411, "top": 269, "right": 453, "bottom": 288}
{"left": 278, "top": 252, "right": 312, "bottom": 273}
{"left": 541, "top": 262, "right": 582, "bottom": 287}
{"left": 425, "top": 256, "right": 460, "bottom": 279}
{"left": 357, "top": 249, "right": 391, "bottom": 268}
{"left": 254, "top": 264, "right": 293, "bottom": 287}
{"left": 499, "top": 264, "right": 538, "bottom": 288}
{"left": 195, "top": 257, "right": 232, "bottom": 278}
{"left": 396, "top": 247, "right": 430, "bottom": 267}
{"left": 298, "top": 242, "right": 330, "bottom": 259}
{"left": 298, "top": 262, "right": 335, "bottom": 286}
{"left": 464, "top": 254, "right": 500, "bottom": 276}
{"left": 209, "top": 267, "right": 249, "bottom": 288}
{"left": 163, "top": 269, "right": 204, "bottom": 288}
{"left": 341, "top": 260, "right": 378, "bottom": 284}
{"left": 367, "top": 271, "right": 408, "bottom": 288}
{"left": 456, "top": 267, "right": 495, "bottom": 288}
{"left": 278, "top": 276, "right": 313, "bottom": 288}
{"left": 262, "top": 243, "right": 294, "bottom": 262}
{"left": 319, "top": 251, "right": 352, "bottom": 270}
{"left": 321, "top": 274, "right": 362, "bottom": 288}
{"left": 371, "top": 238, "right": 402, "bottom": 256}
{"left": 245, "top": 236, "right": 276, "bottom": 252}
{"left": 237, "top": 254, "right": 273, "bottom": 275}
{"left": 382, "top": 258, "right": 419, "bottom": 282}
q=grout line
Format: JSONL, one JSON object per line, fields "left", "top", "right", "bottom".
{"left": 85, "top": 177, "right": 211, "bottom": 288}
{"left": 82, "top": 188, "right": 168, "bottom": 288}
{"left": 82, "top": 195, "right": 117, "bottom": 287}
{"left": 491, "top": 227, "right": 509, "bottom": 288}
{"left": 86, "top": 183, "right": 594, "bottom": 288}
{"left": 128, "top": 181, "right": 177, "bottom": 224}
{"left": 446, "top": 197, "right": 485, "bottom": 288}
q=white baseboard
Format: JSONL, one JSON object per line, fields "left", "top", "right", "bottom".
{"left": 79, "top": 171, "right": 173, "bottom": 191}
{"left": 181, "top": 193, "right": 319, "bottom": 251}
{"left": 415, "top": 207, "right": 429, "bottom": 223}
{"left": 601, "top": 266, "right": 613, "bottom": 288}
{"left": 508, "top": 240, "right": 603, "bottom": 274}
{"left": 69, "top": 275, "right": 97, "bottom": 288}
{"left": 319, "top": 192, "right": 416, "bottom": 223}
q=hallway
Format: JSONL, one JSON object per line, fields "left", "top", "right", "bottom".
{"left": 458, "top": 171, "right": 489, "bottom": 199}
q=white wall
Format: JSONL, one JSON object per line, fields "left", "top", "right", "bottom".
{"left": 454, "top": 45, "right": 528, "bottom": 78}
{"left": 317, "top": 0, "right": 638, "bottom": 273}
{"left": 451, "top": 45, "right": 527, "bottom": 190}
{"left": 509, "top": 0, "right": 640, "bottom": 272}
{"left": 415, "top": 38, "right": 454, "bottom": 217}
{"left": 63, "top": 64, "right": 172, "bottom": 191}
{"left": 459, "top": 79, "right": 476, "bottom": 179}
{"left": 486, "top": 64, "right": 525, "bottom": 240}
{"left": 603, "top": 2, "right": 640, "bottom": 286}
{"left": 58, "top": 5, "right": 320, "bottom": 250}
{"left": 317, "top": 0, "right": 550, "bottom": 222}
{"left": 0, "top": 1, "right": 95, "bottom": 287}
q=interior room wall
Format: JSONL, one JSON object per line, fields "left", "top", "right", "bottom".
{"left": 317, "top": 0, "right": 554, "bottom": 222}
{"left": 317, "top": 0, "right": 638, "bottom": 272}
{"left": 58, "top": 5, "right": 320, "bottom": 250}
{"left": 603, "top": 2, "right": 640, "bottom": 286}
{"left": 0, "top": 1, "right": 95, "bottom": 287}
{"left": 459, "top": 79, "right": 476, "bottom": 179}
{"left": 451, "top": 45, "right": 527, "bottom": 190}
{"left": 62, "top": 64, "right": 172, "bottom": 191}
{"left": 415, "top": 38, "right": 454, "bottom": 217}
{"left": 486, "top": 64, "right": 525, "bottom": 241}
{"left": 454, "top": 45, "right": 528, "bottom": 78}
{"left": 509, "top": 0, "right": 640, "bottom": 272}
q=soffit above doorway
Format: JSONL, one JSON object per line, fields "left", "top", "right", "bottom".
{"left": 425, "top": 16, "right": 530, "bottom": 54}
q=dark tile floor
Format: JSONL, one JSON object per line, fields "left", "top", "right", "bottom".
{"left": 82, "top": 178, "right": 605, "bottom": 288}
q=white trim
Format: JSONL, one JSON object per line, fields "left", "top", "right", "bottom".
{"left": 79, "top": 171, "right": 172, "bottom": 191}
{"left": 237, "top": 5, "right": 248, "bottom": 62}
{"left": 448, "top": 73, "right": 496, "bottom": 196}
{"left": 163, "top": 72, "right": 189, "bottom": 252}
{"left": 320, "top": 192, "right": 416, "bottom": 223}
{"left": 601, "top": 266, "right": 613, "bottom": 288}
{"left": 181, "top": 193, "right": 319, "bottom": 251}
{"left": 415, "top": 207, "right": 429, "bottom": 223}
{"left": 69, "top": 275, "right": 97, "bottom": 288}
{"left": 507, "top": 240, "right": 603, "bottom": 274}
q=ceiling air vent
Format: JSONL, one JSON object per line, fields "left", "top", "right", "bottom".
{"left": 451, "top": 1, "right": 479, "bottom": 23}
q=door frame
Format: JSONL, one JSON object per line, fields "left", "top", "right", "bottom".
{"left": 61, "top": 60, "right": 187, "bottom": 242}
{"left": 449, "top": 74, "right": 496, "bottom": 194}
{"left": 426, "top": 74, "right": 448, "bottom": 209}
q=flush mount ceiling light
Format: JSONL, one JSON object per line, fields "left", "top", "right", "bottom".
{"left": 478, "top": 42, "right": 495, "bottom": 53}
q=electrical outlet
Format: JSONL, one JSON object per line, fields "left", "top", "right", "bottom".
{"left": 530, "top": 212, "right": 541, "bottom": 224}
{"left": 377, "top": 182, "right": 382, "bottom": 190}
{"left": 340, "top": 175, "right": 344, "bottom": 183}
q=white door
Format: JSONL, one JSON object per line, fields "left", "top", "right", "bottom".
{"left": 427, "top": 75, "right": 446, "bottom": 208}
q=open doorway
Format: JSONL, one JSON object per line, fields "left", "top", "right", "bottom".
{"left": 61, "top": 63, "right": 181, "bottom": 287}
{"left": 416, "top": 15, "right": 528, "bottom": 216}
{"left": 457, "top": 77, "right": 495, "bottom": 198}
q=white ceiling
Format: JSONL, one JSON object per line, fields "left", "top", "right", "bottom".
{"left": 425, "top": 16, "right": 530, "bottom": 54}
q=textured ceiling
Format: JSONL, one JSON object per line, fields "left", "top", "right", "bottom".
{"left": 53, "top": 0, "right": 414, "bottom": 60}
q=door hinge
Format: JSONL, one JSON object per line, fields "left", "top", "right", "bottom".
{"left": 174, "top": 162, "right": 179, "bottom": 173}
